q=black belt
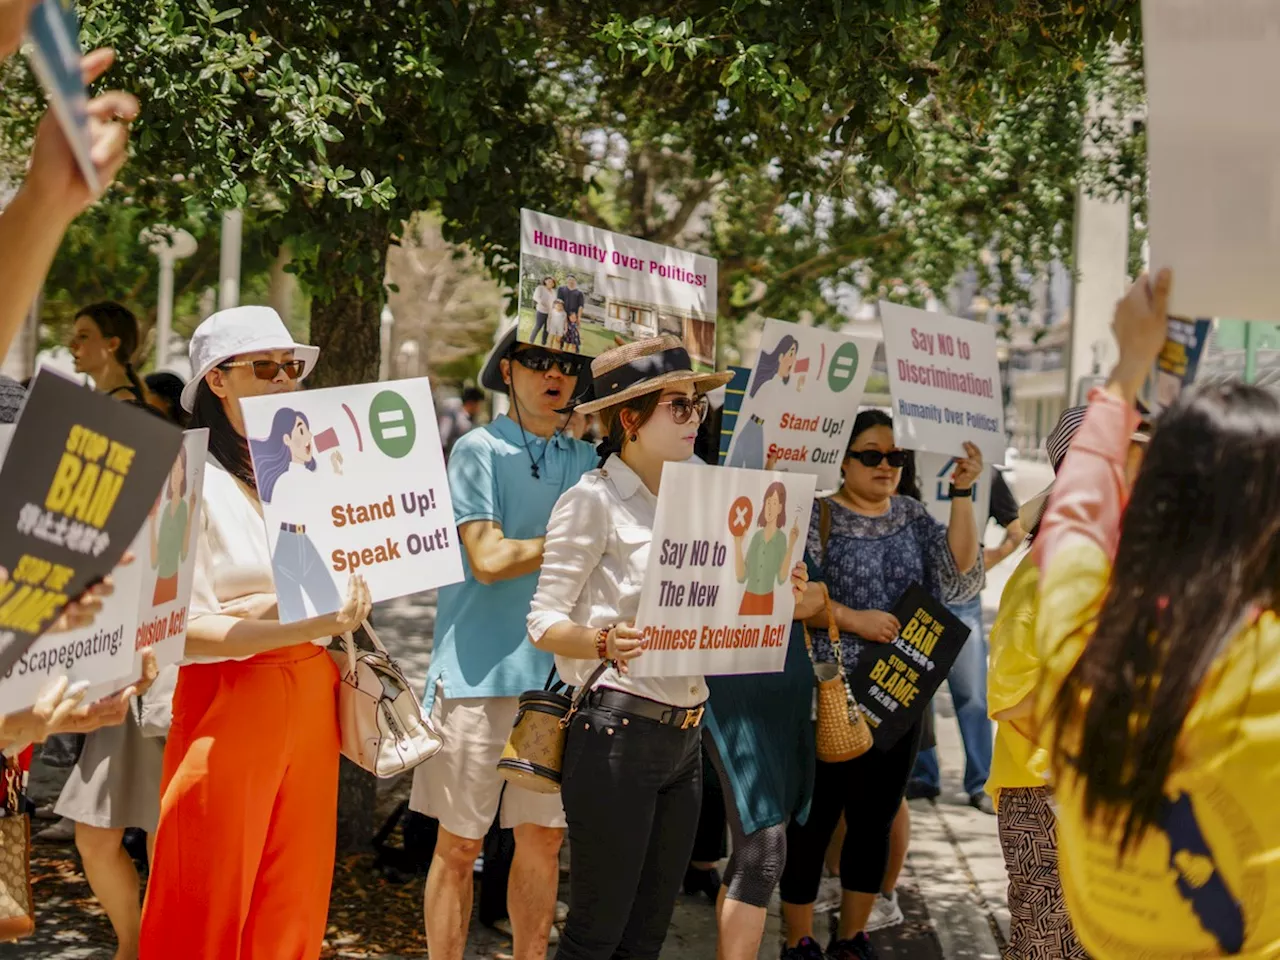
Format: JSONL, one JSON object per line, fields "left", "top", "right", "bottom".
{"left": 586, "top": 689, "right": 705, "bottom": 729}
{"left": 281, "top": 523, "right": 306, "bottom": 534}
{"left": 749, "top": 414, "right": 765, "bottom": 426}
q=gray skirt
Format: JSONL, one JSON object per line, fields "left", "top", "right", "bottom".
{"left": 54, "top": 707, "right": 165, "bottom": 832}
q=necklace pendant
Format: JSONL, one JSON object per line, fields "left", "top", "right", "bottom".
{"left": 531, "top": 465, "right": 540, "bottom": 479}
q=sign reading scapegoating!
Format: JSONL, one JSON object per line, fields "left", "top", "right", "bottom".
{"left": 846, "top": 583, "right": 971, "bottom": 751}
{"left": 879, "top": 301, "right": 1006, "bottom": 466}
{"left": 0, "top": 369, "right": 183, "bottom": 682}
{"left": 726, "top": 319, "right": 877, "bottom": 493}
{"left": 632, "top": 462, "right": 815, "bottom": 678}
{"left": 240, "top": 378, "right": 464, "bottom": 624}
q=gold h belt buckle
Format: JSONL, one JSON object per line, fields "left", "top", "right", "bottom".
{"left": 681, "top": 706, "right": 704, "bottom": 730}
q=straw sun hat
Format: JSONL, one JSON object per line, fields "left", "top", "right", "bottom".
{"left": 574, "top": 335, "right": 732, "bottom": 415}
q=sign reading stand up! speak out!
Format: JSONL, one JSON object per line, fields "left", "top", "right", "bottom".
{"left": 240, "top": 378, "right": 464, "bottom": 624}
{"left": 846, "top": 583, "right": 971, "bottom": 750}
{"left": 879, "top": 301, "right": 1006, "bottom": 466}
{"left": 517, "top": 209, "right": 718, "bottom": 370}
{"left": 0, "top": 369, "right": 183, "bottom": 687}
{"left": 725, "top": 319, "right": 877, "bottom": 493}
{"left": 632, "top": 463, "right": 815, "bottom": 678}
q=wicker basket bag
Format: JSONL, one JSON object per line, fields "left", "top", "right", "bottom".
{"left": 804, "top": 584, "right": 873, "bottom": 763}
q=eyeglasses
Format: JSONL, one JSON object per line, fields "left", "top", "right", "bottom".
{"left": 658, "top": 395, "right": 709, "bottom": 425}
{"left": 512, "top": 348, "right": 587, "bottom": 378}
{"left": 846, "top": 449, "right": 909, "bottom": 469}
{"left": 220, "top": 359, "right": 307, "bottom": 381}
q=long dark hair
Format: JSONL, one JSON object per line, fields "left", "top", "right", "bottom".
{"left": 78, "top": 301, "right": 146, "bottom": 402}
{"left": 189, "top": 379, "right": 255, "bottom": 489}
{"left": 749, "top": 334, "right": 798, "bottom": 398}
{"left": 1051, "top": 383, "right": 1280, "bottom": 853}
{"left": 249, "top": 407, "right": 315, "bottom": 503}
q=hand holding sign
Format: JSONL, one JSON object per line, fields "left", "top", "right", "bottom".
{"left": 853, "top": 610, "right": 901, "bottom": 645}
{"left": 330, "top": 574, "right": 373, "bottom": 636}
{"left": 606, "top": 622, "right": 646, "bottom": 675}
{"left": 1112, "top": 270, "right": 1174, "bottom": 389}
{"left": 790, "top": 561, "right": 808, "bottom": 605}
{"left": 951, "top": 442, "right": 984, "bottom": 490}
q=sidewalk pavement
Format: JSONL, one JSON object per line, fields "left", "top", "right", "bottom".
{"left": 16, "top": 461, "right": 1051, "bottom": 959}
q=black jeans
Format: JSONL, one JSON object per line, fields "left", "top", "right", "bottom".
{"left": 780, "top": 718, "right": 924, "bottom": 901}
{"left": 556, "top": 700, "right": 703, "bottom": 960}
{"left": 532, "top": 310, "right": 550, "bottom": 345}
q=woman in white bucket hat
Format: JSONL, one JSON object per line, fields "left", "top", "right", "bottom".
{"left": 140, "top": 306, "right": 372, "bottom": 960}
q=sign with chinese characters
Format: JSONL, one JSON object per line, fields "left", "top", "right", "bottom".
{"left": 0, "top": 370, "right": 182, "bottom": 681}
{"left": 845, "top": 583, "right": 971, "bottom": 750}
{"left": 632, "top": 462, "right": 815, "bottom": 677}
{"left": 240, "top": 379, "right": 464, "bottom": 623}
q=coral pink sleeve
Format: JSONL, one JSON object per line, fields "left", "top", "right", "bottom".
{"left": 1032, "top": 388, "right": 1140, "bottom": 572}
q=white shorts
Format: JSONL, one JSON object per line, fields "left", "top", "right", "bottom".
{"left": 409, "top": 680, "right": 566, "bottom": 840}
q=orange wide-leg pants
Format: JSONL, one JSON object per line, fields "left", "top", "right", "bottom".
{"left": 140, "top": 644, "right": 340, "bottom": 960}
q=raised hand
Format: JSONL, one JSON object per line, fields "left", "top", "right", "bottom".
{"left": 1112, "top": 269, "right": 1173, "bottom": 389}
{"left": 951, "top": 442, "right": 984, "bottom": 491}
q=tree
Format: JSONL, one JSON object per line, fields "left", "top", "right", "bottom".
{"left": 0, "top": 1, "right": 1144, "bottom": 385}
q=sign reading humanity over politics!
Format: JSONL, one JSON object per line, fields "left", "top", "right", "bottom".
{"left": 241, "top": 379, "right": 463, "bottom": 623}
{"left": 517, "top": 209, "right": 718, "bottom": 370}
{"left": 846, "top": 583, "right": 971, "bottom": 750}
{"left": 879, "top": 302, "right": 1006, "bottom": 465}
{"left": 726, "top": 320, "right": 876, "bottom": 492}
{"left": 134, "top": 430, "right": 208, "bottom": 670}
{"left": 0, "top": 370, "right": 183, "bottom": 680}
{"left": 632, "top": 463, "right": 815, "bottom": 677}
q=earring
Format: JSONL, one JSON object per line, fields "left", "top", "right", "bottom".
{"left": 628, "top": 433, "right": 637, "bottom": 442}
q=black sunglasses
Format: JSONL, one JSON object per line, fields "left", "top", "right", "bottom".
{"left": 658, "top": 395, "right": 710, "bottom": 425}
{"left": 512, "top": 348, "right": 587, "bottom": 378}
{"left": 846, "top": 449, "right": 909, "bottom": 469}
{"left": 219, "top": 358, "right": 307, "bottom": 381}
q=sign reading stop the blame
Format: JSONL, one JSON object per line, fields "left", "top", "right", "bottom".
{"left": 632, "top": 463, "right": 815, "bottom": 678}
{"left": 240, "top": 378, "right": 464, "bottom": 623}
{"left": 879, "top": 302, "right": 1006, "bottom": 465}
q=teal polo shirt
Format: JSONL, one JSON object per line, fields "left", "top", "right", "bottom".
{"left": 424, "top": 414, "right": 598, "bottom": 709}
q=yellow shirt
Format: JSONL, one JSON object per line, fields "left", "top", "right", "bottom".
{"left": 1034, "top": 390, "right": 1280, "bottom": 959}
{"left": 984, "top": 553, "right": 1049, "bottom": 809}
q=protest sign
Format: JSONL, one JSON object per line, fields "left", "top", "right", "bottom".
{"left": 517, "top": 209, "right": 717, "bottom": 369}
{"left": 25, "top": 0, "right": 97, "bottom": 192}
{"left": 0, "top": 370, "right": 182, "bottom": 683}
{"left": 240, "top": 379, "right": 463, "bottom": 623}
{"left": 879, "top": 302, "right": 1005, "bottom": 465}
{"left": 916, "top": 452, "right": 992, "bottom": 535}
{"left": 1143, "top": 0, "right": 1280, "bottom": 322}
{"left": 726, "top": 320, "right": 875, "bottom": 492}
{"left": 632, "top": 463, "right": 815, "bottom": 678}
{"left": 1153, "top": 317, "right": 1212, "bottom": 413}
{"left": 846, "top": 583, "right": 971, "bottom": 750}
{"left": 717, "top": 366, "right": 750, "bottom": 465}
{"left": 133, "top": 430, "right": 208, "bottom": 670}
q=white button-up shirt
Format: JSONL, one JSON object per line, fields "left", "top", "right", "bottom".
{"left": 527, "top": 454, "right": 708, "bottom": 708}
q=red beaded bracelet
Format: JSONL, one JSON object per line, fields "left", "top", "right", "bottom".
{"left": 595, "top": 628, "right": 610, "bottom": 661}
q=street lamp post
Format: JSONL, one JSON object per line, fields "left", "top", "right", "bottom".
{"left": 141, "top": 226, "right": 198, "bottom": 370}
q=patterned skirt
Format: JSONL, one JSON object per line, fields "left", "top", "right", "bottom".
{"left": 997, "top": 786, "right": 1089, "bottom": 960}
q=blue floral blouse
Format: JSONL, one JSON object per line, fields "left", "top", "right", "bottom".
{"left": 806, "top": 496, "right": 984, "bottom": 673}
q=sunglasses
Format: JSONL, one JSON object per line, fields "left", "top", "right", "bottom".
{"left": 512, "top": 348, "right": 588, "bottom": 378}
{"left": 846, "top": 449, "right": 909, "bottom": 469}
{"left": 220, "top": 358, "right": 307, "bottom": 381}
{"left": 658, "top": 395, "right": 709, "bottom": 425}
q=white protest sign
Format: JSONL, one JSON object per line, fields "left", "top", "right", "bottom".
{"left": 915, "top": 452, "right": 992, "bottom": 536}
{"left": 632, "top": 463, "right": 815, "bottom": 677}
{"left": 879, "top": 301, "right": 1005, "bottom": 465}
{"left": 725, "top": 319, "right": 876, "bottom": 493}
{"left": 517, "top": 209, "right": 718, "bottom": 369}
{"left": 1143, "top": 0, "right": 1280, "bottom": 322}
{"left": 134, "top": 429, "right": 208, "bottom": 670}
{"left": 0, "top": 546, "right": 145, "bottom": 712}
{"left": 240, "top": 379, "right": 464, "bottom": 623}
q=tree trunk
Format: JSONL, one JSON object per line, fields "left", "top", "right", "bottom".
{"left": 306, "top": 212, "right": 392, "bottom": 852}
{"left": 307, "top": 214, "right": 391, "bottom": 390}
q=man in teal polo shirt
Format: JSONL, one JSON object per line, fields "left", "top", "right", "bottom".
{"left": 412, "top": 324, "right": 597, "bottom": 960}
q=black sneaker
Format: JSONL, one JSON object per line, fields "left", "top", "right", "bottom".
{"left": 781, "top": 936, "right": 829, "bottom": 960}
{"left": 904, "top": 779, "right": 941, "bottom": 801}
{"left": 828, "top": 932, "right": 880, "bottom": 960}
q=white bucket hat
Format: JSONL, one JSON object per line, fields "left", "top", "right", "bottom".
{"left": 181, "top": 306, "right": 320, "bottom": 412}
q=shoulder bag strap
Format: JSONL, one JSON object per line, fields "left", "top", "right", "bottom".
{"left": 819, "top": 498, "right": 831, "bottom": 565}
{"left": 801, "top": 583, "right": 842, "bottom": 666}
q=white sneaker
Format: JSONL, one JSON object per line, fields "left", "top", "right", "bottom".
{"left": 491, "top": 918, "right": 561, "bottom": 945}
{"left": 35, "top": 817, "right": 75, "bottom": 842}
{"left": 864, "top": 890, "right": 904, "bottom": 932}
{"left": 555, "top": 900, "right": 569, "bottom": 923}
